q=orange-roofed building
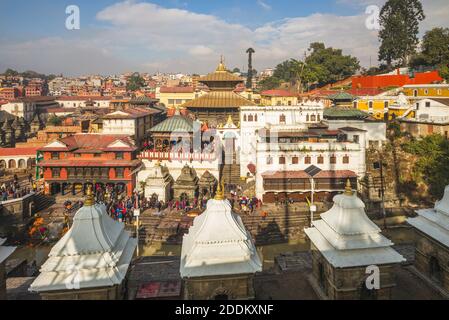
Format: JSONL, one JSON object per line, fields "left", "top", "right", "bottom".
{"left": 38, "top": 134, "right": 141, "bottom": 196}
{"left": 260, "top": 89, "right": 299, "bottom": 106}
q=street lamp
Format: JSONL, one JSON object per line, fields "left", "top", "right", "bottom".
{"left": 305, "top": 165, "right": 322, "bottom": 227}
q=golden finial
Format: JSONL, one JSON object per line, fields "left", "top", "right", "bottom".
{"left": 344, "top": 179, "right": 353, "bottom": 196}
{"left": 214, "top": 181, "right": 225, "bottom": 200}
{"left": 216, "top": 56, "right": 226, "bottom": 72}
{"left": 226, "top": 115, "right": 234, "bottom": 126}
{"left": 84, "top": 184, "right": 95, "bottom": 206}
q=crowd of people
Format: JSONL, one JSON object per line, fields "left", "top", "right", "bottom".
{"left": 0, "top": 174, "right": 33, "bottom": 202}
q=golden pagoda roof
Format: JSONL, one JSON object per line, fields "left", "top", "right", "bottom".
{"left": 180, "top": 91, "right": 256, "bottom": 109}
{"left": 199, "top": 60, "right": 244, "bottom": 84}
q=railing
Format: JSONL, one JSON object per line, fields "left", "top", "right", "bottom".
{"left": 138, "top": 151, "right": 217, "bottom": 161}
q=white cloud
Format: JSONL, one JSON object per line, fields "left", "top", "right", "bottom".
{"left": 0, "top": 0, "right": 448, "bottom": 76}
{"left": 257, "top": 0, "right": 272, "bottom": 11}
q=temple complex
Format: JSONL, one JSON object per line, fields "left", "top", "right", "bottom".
{"left": 173, "top": 164, "right": 199, "bottom": 203}
{"left": 305, "top": 181, "right": 405, "bottom": 300}
{"left": 141, "top": 161, "right": 173, "bottom": 202}
{"left": 407, "top": 185, "right": 449, "bottom": 292}
{"left": 181, "top": 59, "right": 256, "bottom": 127}
{"left": 180, "top": 184, "right": 262, "bottom": 300}
{"left": 29, "top": 188, "right": 137, "bottom": 300}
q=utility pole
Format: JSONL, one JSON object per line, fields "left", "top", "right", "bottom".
{"left": 379, "top": 158, "right": 387, "bottom": 230}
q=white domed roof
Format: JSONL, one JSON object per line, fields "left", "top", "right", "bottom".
{"left": 180, "top": 198, "right": 262, "bottom": 278}
{"left": 30, "top": 199, "right": 137, "bottom": 293}
{"left": 305, "top": 185, "right": 405, "bottom": 268}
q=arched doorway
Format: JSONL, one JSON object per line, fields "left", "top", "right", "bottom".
{"left": 8, "top": 159, "right": 16, "bottom": 169}
{"left": 18, "top": 159, "right": 26, "bottom": 169}
{"left": 429, "top": 256, "right": 442, "bottom": 284}
{"left": 0, "top": 160, "right": 6, "bottom": 169}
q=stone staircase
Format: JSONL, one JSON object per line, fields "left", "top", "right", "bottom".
{"left": 33, "top": 193, "right": 55, "bottom": 214}
{"left": 222, "top": 163, "right": 241, "bottom": 186}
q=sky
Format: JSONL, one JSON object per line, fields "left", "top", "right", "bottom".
{"left": 0, "top": 0, "right": 448, "bottom": 76}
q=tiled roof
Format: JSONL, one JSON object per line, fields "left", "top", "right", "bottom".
{"left": 0, "top": 147, "right": 39, "bottom": 156}
{"left": 327, "top": 92, "right": 354, "bottom": 100}
{"left": 261, "top": 89, "right": 297, "bottom": 97}
{"left": 149, "top": 115, "right": 196, "bottom": 133}
{"left": 199, "top": 71, "right": 243, "bottom": 83}
{"left": 181, "top": 91, "right": 256, "bottom": 109}
{"left": 102, "top": 107, "right": 155, "bottom": 119}
{"left": 55, "top": 96, "right": 112, "bottom": 101}
{"left": 39, "top": 134, "right": 136, "bottom": 152}
{"left": 262, "top": 170, "right": 357, "bottom": 180}
{"left": 323, "top": 107, "right": 370, "bottom": 119}
{"left": 159, "top": 87, "right": 194, "bottom": 93}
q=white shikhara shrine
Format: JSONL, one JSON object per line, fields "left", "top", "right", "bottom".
{"left": 305, "top": 182, "right": 405, "bottom": 268}
{"left": 29, "top": 191, "right": 137, "bottom": 293}
{"left": 180, "top": 186, "right": 262, "bottom": 278}
{"left": 408, "top": 185, "right": 449, "bottom": 247}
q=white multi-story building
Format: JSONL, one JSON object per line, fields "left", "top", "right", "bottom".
{"left": 56, "top": 96, "right": 112, "bottom": 109}
{"left": 102, "top": 108, "right": 156, "bottom": 146}
{"left": 239, "top": 101, "right": 325, "bottom": 177}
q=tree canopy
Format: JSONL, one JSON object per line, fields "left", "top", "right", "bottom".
{"left": 258, "top": 42, "right": 360, "bottom": 91}
{"left": 402, "top": 134, "right": 449, "bottom": 198}
{"left": 378, "top": 0, "right": 425, "bottom": 67}
{"left": 126, "top": 73, "right": 146, "bottom": 92}
{"left": 410, "top": 27, "right": 449, "bottom": 81}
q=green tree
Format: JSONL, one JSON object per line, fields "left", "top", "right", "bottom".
{"left": 47, "top": 115, "right": 63, "bottom": 126}
{"left": 232, "top": 68, "right": 241, "bottom": 73}
{"left": 378, "top": 0, "right": 425, "bottom": 67}
{"left": 127, "top": 73, "right": 145, "bottom": 91}
{"left": 402, "top": 134, "right": 449, "bottom": 198}
{"left": 410, "top": 27, "right": 449, "bottom": 81}
{"left": 3, "top": 68, "right": 19, "bottom": 76}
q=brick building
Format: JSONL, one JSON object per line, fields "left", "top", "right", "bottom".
{"left": 38, "top": 134, "right": 141, "bottom": 196}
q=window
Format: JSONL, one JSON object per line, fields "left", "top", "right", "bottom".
{"left": 425, "top": 101, "right": 431, "bottom": 108}
{"left": 368, "top": 101, "right": 373, "bottom": 109}
{"left": 292, "top": 157, "right": 299, "bottom": 165}
{"left": 438, "top": 89, "right": 442, "bottom": 95}
{"left": 254, "top": 114, "right": 258, "bottom": 122}
{"left": 279, "top": 156, "right": 286, "bottom": 165}
{"left": 353, "top": 135, "right": 360, "bottom": 143}
{"left": 353, "top": 101, "right": 358, "bottom": 109}
{"left": 116, "top": 152, "right": 124, "bottom": 160}
{"left": 74, "top": 154, "right": 81, "bottom": 158}
{"left": 416, "top": 102, "right": 420, "bottom": 110}
{"left": 280, "top": 114, "right": 286, "bottom": 123}
{"left": 248, "top": 115, "right": 254, "bottom": 122}
{"left": 384, "top": 101, "right": 389, "bottom": 109}
{"left": 266, "top": 156, "right": 273, "bottom": 165}
{"left": 317, "top": 155, "right": 324, "bottom": 164}
{"left": 311, "top": 114, "right": 316, "bottom": 122}
{"left": 414, "top": 90, "right": 418, "bottom": 97}
{"left": 424, "top": 89, "right": 429, "bottom": 95}
{"left": 175, "top": 99, "right": 183, "bottom": 104}
{"left": 305, "top": 156, "right": 311, "bottom": 164}
{"left": 288, "top": 101, "right": 292, "bottom": 106}
{"left": 115, "top": 168, "right": 124, "bottom": 178}
{"left": 51, "top": 168, "right": 61, "bottom": 178}
{"left": 168, "top": 99, "right": 175, "bottom": 105}
{"left": 343, "top": 155, "right": 350, "bottom": 164}
{"left": 330, "top": 155, "right": 337, "bottom": 164}
{"left": 243, "top": 114, "right": 247, "bottom": 121}
{"left": 306, "top": 114, "right": 310, "bottom": 122}
{"left": 94, "top": 153, "right": 101, "bottom": 158}
{"left": 317, "top": 114, "right": 321, "bottom": 121}
{"left": 51, "top": 152, "right": 59, "bottom": 160}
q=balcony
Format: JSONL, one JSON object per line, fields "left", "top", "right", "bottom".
{"left": 138, "top": 150, "right": 217, "bottom": 162}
